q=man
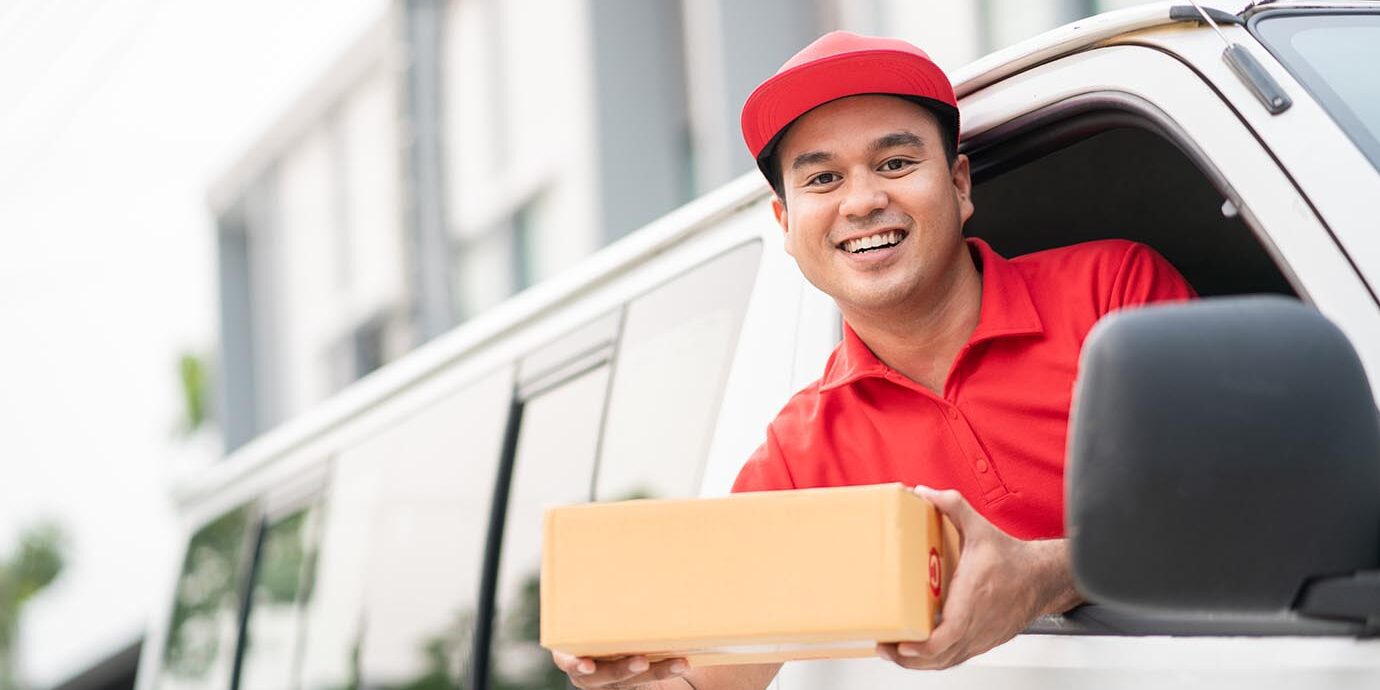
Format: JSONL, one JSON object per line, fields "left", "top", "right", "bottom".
{"left": 554, "top": 31, "right": 1195, "bottom": 688}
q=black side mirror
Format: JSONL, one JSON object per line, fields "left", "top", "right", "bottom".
{"left": 1067, "top": 297, "right": 1380, "bottom": 617}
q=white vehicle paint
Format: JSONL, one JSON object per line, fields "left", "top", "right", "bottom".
{"left": 137, "top": 3, "right": 1380, "bottom": 690}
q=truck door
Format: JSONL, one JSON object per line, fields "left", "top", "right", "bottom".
{"left": 778, "top": 40, "right": 1380, "bottom": 690}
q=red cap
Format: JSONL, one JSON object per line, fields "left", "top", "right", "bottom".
{"left": 741, "top": 31, "right": 959, "bottom": 176}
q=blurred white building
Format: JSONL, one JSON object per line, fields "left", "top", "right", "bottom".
{"left": 12, "top": 2, "right": 1162, "bottom": 690}
{"left": 207, "top": 0, "right": 1154, "bottom": 449}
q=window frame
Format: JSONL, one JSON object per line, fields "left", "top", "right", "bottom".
{"left": 1247, "top": 7, "right": 1380, "bottom": 173}
{"left": 155, "top": 503, "right": 260, "bottom": 690}
{"left": 957, "top": 45, "right": 1373, "bottom": 638}
{"left": 961, "top": 40, "right": 1380, "bottom": 383}
{"left": 964, "top": 93, "right": 1297, "bottom": 298}
{"left": 470, "top": 240, "right": 769, "bottom": 686}
{"left": 230, "top": 469, "right": 328, "bottom": 690}
{"left": 471, "top": 317, "right": 621, "bottom": 690}
{"left": 592, "top": 239, "right": 764, "bottom": 503}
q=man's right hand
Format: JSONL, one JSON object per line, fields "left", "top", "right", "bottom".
{"left": 551, "top": 651, "right": 689, "bottom": 689}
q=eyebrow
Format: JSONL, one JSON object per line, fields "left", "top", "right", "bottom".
{"left": 790, "top": 131, "right": 929, "bottom": 171}
{"left": 869, "top": 131, "right": 926, "bottom": 154}
{"left": 791, "top": 150, "right": 834, "bottom": 171}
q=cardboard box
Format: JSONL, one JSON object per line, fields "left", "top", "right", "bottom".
{"left": 541, "top": 483, "right": 958, "bottom": 666}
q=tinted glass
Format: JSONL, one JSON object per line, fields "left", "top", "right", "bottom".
{"left": 297, "top": 366, "right": 514, "bottom": 690}
{"left": 594, "top": 242, "right": 763, "bottom": 502}
{"left": 237, "top": 505, "right": 322, "bottom": 689}
{"left": 157, "top": 506, "right": 253, "bottom": 690}
{"left": 1254, "top": 12, "right": 1380, "bottom": 171}
{"left": 490, "top": 365, "right": 611, "bottom": 690}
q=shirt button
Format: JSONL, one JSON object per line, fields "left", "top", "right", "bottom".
{"left": 948, "top": 407, "right": 959, "bottom": 420}
{"left": 975, "top": 457, "right": 989, "bottom": 473}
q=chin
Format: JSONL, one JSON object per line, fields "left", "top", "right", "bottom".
{"left": 837, "top": 282, "right": 918, "bottom": 313}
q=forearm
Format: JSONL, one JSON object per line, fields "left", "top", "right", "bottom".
{"left": 682, "top": 662, "right": 781, "bottom": 690}
{"left": 1030, "top": 538, "right": 1082, "bottom": 616}
{"left": 578, "top": 662, "right": 777, "bottom": 690}
{"left": 613, "top": 678, "right": 693, "bottom": 690}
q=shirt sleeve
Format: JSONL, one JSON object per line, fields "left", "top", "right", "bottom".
{"left": 1106, "top": 242, "right": 1198, "bottom": 313}
{"left": 731, "top": 424, "right": 797, "bottom": 493}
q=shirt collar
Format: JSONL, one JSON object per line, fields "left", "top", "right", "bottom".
{"left": 819, "top": 237, "right": 1044, "bottom": 392}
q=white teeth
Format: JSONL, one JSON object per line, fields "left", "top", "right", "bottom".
{"left": 842, "top": 231, "right": 902, "bottom": 254}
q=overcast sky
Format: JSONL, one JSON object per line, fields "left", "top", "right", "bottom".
{"left": 0, "top": 1, "right": 384, "bottom": 685}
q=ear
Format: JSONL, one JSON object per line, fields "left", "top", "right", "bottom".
{"left": 771, "top": 196, "right": 795, "bottom": 257}
{"left": 951, "top": 153, "right": 974, "bottom": 225}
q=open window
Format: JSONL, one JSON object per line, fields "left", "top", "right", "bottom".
{"left": 959, "top": 96, "right": 1369, "bottom": 637}
{"left": 963, "top": 96, "right": 1296, "bottom": 300}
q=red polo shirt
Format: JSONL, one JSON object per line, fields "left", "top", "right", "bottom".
{"left": 732, "top": 238, "right": 1197, "bottom": 539}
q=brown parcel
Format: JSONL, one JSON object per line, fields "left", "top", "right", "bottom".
{"left": 540, "top": 483, "right": 958, "bottom": 667}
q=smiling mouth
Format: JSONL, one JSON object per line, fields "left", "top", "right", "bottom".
{"left": 838, "top": 229, "right": 907, "bottom": 254}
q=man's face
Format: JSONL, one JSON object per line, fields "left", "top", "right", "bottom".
{"left": 772, "top": 95, "right": 974, "bottom": 315}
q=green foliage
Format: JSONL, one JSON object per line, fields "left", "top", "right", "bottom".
{"left": 614, "top": 488, "right": 655, "bottom": 502}
{"left": 0, "top": 522, "right": 66, "bottom": 690}
{"left": 176, "top": 352, "right": 211, "bottom": 436}
{"left": 7, "top": 525, "right": 63, "bottom": 602}
{"left": 491, "top": 571, "right": 569, "bottom": 690}
{"left": 255, "top": 510, "right": 309, "bottom": 605}
{"left": 162, "top": 507, "right": 250, "bottom": 679}
{"left": 507, "top": 575, "right": 542, "bottom": 646}
{"left": 376, "top": 608, "right": 474, "bottom": 690}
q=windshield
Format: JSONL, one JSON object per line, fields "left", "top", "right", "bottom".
{"left": 1252, "top": 11, "right": 1380, "bottom": 172}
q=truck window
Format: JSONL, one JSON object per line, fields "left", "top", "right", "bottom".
{"left": 486, "top": 363, "right": 611, "bottom": 690}
{"left": 295, "top": 366, "right": 514, "bottom": 690}
{"left": 965, "top": 108, "right": 1333, "bottom": 638}
{"left": 965, "top": 114, "right": 1296, "bottom": 299}
{"left": 154, "top": 506, "right": 253, "bottom": 690}
{"left": 595, "top": 241, "right": 763, "bottom": 502}
{"left": 1253, "top": 10, "right": 1380, "bottom": 173}
{"left": 235, "top": 504, "right": 322, "bottom": 690}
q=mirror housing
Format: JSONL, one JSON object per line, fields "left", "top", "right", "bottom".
{"left": 1068, "top": 297, "right": 1380, "bottom": 614}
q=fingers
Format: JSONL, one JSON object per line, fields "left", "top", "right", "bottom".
{"left": 912, "top": 485, "right": 977, "bottom": 527}
{"left": 877, "top": 592, "right": 974, "bottom": 670}
{"left": 895, "top": 607, "right": 970, "bottom": 665}
{"left": 551, "top": 652, "right": 689, "bottom": 688}
{"left": 879, "top": 605, "right": 976, "bottom": 670}
{"left": 551, "top": 651, "right": 594, "bottom": 676}
{"left": 877, "top": 641, "right": 964, "bottom": 671}
{"left": 642, "top": 658, "right": 691, "bottom": 683}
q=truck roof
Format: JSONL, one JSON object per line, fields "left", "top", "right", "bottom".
{"left": 953, "top": 1, "right": 1377, "bottom": 98}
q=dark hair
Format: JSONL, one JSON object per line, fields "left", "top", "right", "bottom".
{"left": 759, "top": 97, "right": 959, "bottom": 202}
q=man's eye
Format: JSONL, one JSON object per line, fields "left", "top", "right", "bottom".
{"left": 807, "top": 172, "right": 840, "bottom": 186}
{"left": 881, "top": 158, "right": 914, "bottom": 172}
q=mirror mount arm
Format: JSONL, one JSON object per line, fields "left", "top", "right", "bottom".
{"left": 1296, "top": 571, "right": 1380, "bottom": 636}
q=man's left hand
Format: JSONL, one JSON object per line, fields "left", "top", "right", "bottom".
{"left": 876, "top": 485, "right": 1082, "bottom": 670}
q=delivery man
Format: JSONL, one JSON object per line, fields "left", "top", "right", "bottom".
{"left": 553, "top": 31, "right": 1195, "bottom": 688}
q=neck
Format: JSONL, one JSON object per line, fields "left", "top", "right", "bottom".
{"left": 843, "top": 249, "right": 983, "bottom": 394}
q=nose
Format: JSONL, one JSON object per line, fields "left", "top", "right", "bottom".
{"left": 838, "top": 173, "right": 888, "bottom": 220}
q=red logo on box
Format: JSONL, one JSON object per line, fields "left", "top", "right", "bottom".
{"left": 928, "top": 547, "right": 942, "bottom": 597}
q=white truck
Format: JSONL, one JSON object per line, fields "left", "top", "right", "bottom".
{"left": 139, "top": 3, "right": 1380, "bottom": 689}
